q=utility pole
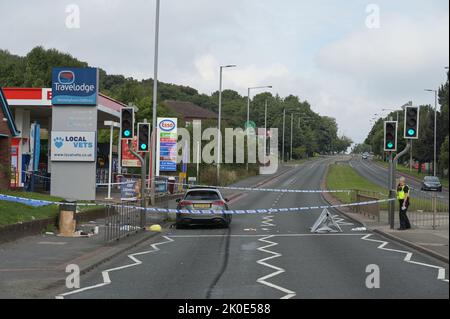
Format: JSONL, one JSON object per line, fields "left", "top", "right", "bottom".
{"left": 150, "top": 0, "right": 160, "bottom": 206}
{"left": 282, "top": 108, "right": 286, "bottom": 162}
{"left": 127, "top": 140, "right": 147, "bottom": 229}
{"left": 290, "top": 113, "right": 293, "bottom": 161}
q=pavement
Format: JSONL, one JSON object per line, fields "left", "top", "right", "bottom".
{"left": 0, "top": 162, "right": 298, "bottom": 299}
{"left": 321, "top": 157, "right": 449, "bottom": 264}
{"left": 49, "top": 156, "right": 448, "bottom": 299}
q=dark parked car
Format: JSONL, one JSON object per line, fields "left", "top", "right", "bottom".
{"left": 175, "top": 187, "right": 232, "bottom": 228}
{"left": 421, "top": 176, "right": 442, "bottom": 192}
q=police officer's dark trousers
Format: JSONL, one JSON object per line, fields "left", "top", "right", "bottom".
{"left": 399, "top": 199, "right": 411, "bottom": 230}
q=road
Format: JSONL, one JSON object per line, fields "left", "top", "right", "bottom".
{"left": 350, "top": 156, "right": 449, "bottom": 201}
{"left": 57, "top": 157, "right": 449, "bottom": 299}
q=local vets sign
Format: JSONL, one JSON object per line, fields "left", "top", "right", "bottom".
{"left": 52, "top": 67, "right": 98, "bottom": 106}
{"left": 157, "top": 118, "right": 177, "bottom": 174}
{"left": 51, "top": 131, "right": 96, "bottom": 162}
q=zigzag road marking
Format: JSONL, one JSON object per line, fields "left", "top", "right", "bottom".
{"left": 55, "top": 236, "right": 174, "bottom": 299}
{"left": 333, "top": 216, "right": 354, "bottom": 226}
{"left": 256, "top": 235, "right": 296, "bottom": 299}
{"left": 361, "top": 234, "right": 449, "bottom": 284}
{"left": 261, "top": 215, "right": 276, "bottom": 227}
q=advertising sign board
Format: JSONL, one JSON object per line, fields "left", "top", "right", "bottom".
{"left": 156, "top": 118, "right": 177, "bottom": 175}
{"left": 50, "top": 131, "right": 96, "bottom": 162}
{"left": 121, "top": 137, "right": 142, "bottom": 168}
{"left": 52, "top": 67, "right": 98, "bottom": 106}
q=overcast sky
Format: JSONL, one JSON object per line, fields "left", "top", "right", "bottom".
{"left": 1, "top": 0, "right": 449, "bottom": 143}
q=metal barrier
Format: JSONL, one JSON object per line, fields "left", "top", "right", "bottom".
{"left": 348, "top": 189, "right": 449, "bottom": 229}
{"left": 104, "top": 200, "right": 143, "bottom": 242}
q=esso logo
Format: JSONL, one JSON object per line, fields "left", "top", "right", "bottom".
{"left": 159, "top": 120, "right": 175, "bottom": 131}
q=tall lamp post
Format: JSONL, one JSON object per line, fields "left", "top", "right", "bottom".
{"left": 104, "top": 121, "right": 120, "bottom": 200}
{"left": 150, "top": 0, "right": 160, "bottom": 205}
{"left": 246, "top": 85, "right": 272, "bottom": 170}
{"left": 425, "top": 89, "right": 438, "bottom": 176}
{"left": 217, "top": 64, "right": 236, "bottom": 184}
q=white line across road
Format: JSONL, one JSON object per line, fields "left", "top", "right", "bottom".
{"left": 167, "top": 233, "right": 369, "bottom": 238}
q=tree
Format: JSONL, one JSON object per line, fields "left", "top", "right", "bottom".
{"left": 439, "top": 135, "right": 449, "bottom": 177}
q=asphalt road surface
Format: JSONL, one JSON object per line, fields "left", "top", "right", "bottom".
{"left": 350, "top": 156, "right": 449, "bottom": 202}
{"left": 57, "top": 157, "right": 449, "bottom": 299}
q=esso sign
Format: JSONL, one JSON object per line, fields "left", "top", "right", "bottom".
{"left": 159, "top": 119, "right": 175, "bottom": 132}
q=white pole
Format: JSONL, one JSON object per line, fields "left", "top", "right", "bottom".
{"left": 106, "top": 124, "right": 114, "bottom": 200}
{"left": 282, "top": 109, "right": 285, "bottom": 162}
{"left": 217, "top": 67, "right": 223, "bottom": 184}
{"left": 434, "top": 90, "right": 437, "bottom": 176}
{"left": 264, "top": 99, "right": 267, "bottom": 160}
{"left": 290, "top": 113, "right": 293, "bottom": 161}
{"left": 196, "top": 141, "right": 200, "bottom": 183}
{"left": 150, "top": 0, "right": 160, "bottom": 205}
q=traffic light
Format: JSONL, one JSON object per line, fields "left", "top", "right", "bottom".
{"left": 121, "top": 107, "right": 134, "bottom": 139}
{"left": 137, "top": 123, "right": 150, "bottom": 152}
{"left": 404, "top": 106, "right": 419, "bottom": 139}
{"left": 384, "top": 121, "right": 398, "bottom": 152}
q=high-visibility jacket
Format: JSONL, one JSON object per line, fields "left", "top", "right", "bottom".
{"left": 397, "top": 185, "right": 409, "bottom": 200}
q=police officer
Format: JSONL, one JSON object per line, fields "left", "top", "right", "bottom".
{"left": 397, "top": 176, "right": 411, "bottom": 230}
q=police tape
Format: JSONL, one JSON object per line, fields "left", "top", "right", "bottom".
{"left": 166, "top": 180, "right": 354, "bottom": 194}
{"left": 0, "top": 193, "right": 395, "bottom": 214}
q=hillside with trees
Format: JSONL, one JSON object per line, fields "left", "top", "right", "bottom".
{"left": 0, "top": 46, "right": 352, "bottom": 159}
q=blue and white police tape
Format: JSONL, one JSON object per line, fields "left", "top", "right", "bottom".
{"left": 0, "top": 194, "right": 102, "bottom": 208}
{"left": 0, "top": 193, "right": 394, "bottom": 213}
{"left": 121, "top": 198, "right": 395, "bottom": 215}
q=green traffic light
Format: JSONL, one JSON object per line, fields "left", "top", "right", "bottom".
{"left": 124, "top": 130, "right": 131, "bottom": 137}
{"left": 141, "top": 144, "right": 147, "bottom": 150}
{"left": 387, "top": 142, "right": 394, "bottom": 149}
{"left": 408, "top": 129, "right": 415, "bottom": 136}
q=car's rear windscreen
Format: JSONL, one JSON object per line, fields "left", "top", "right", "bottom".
{"left": 185, "top": 191, "right": 221, "bottom": 200}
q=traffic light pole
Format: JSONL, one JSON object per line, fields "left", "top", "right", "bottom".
{"left": 388, "top": 141, "right": 411, "bottom": 229}
{"left": 127, "top": 140, "right": 147, "bottom": 229}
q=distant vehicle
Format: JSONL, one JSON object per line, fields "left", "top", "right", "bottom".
{"left": 175, "top": 187, "right": 232, "bottom": 228}
{"left": 421, "top": 176, "right": 442, "bottom": 192}
{"left": 362, "top": 152, "right": 369, "bottom": 160}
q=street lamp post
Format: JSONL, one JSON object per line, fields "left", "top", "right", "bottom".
{"left": 150, "top": 0, "right": 160, "bottom": 206}
{"left": 282, "top": 109, "right": 285, "bottom": 162}
{"left": 217, "top": 65, "right": 236, "bottom": 185}
{"left": 104, "top": 120, "right": 120, "bottom": 200}
{"left": 425, "top": 89, "right": 438, "bottom": 176}
{"left": 246, "top": 85, "right": 272, "bottom": 170}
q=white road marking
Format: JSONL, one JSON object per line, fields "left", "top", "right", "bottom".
{"left": 168, "top": 233, "right": 367, "bottom": 238}
{"left": 333, "top": 216, "right": 355, "bottom": 226}
{"left": 261, "top": 215, "right": 276, "bottom": 227}
{"left": 361, "top": 234, "right": 449, "bottom": 284}
{"left": 256, "top": 235, "right": 296, "bottom": 299}
{"left": 55, "top": 236, "right": 175, "bottom": 299}
{"left": 37, "top": 242, "right": 67, "bottom": 245}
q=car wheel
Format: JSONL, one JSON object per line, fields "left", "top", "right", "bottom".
{"left": 175, "top": 222, "right": 186, "bottom": 229}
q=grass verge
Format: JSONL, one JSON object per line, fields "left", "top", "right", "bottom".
{"left": 326, "top": 163, "right": 387, "bottom": 204}
{"left": 374, "top": 159, "right": 449, "bottom": 188}
{"left": 0, "top": 190, "right": 103, "bottom": 227}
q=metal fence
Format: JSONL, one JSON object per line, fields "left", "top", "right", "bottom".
{"left": 104, "top": 200, "right": 144, "bottom": 242}
{"left": 349, "top": 189, "right": 449, "bottom": 229}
